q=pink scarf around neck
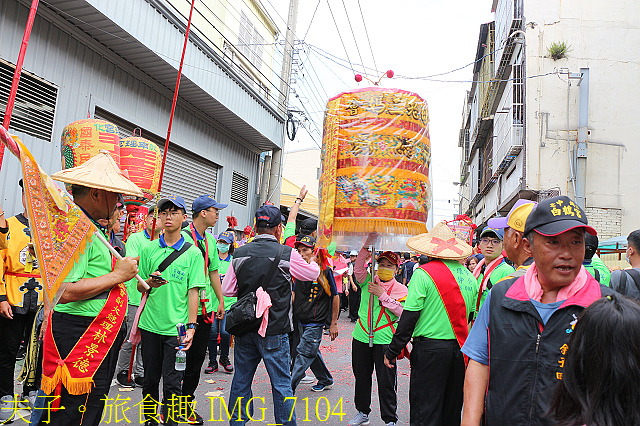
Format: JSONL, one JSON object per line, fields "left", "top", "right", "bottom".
{"left": 523, "top": 263, "right": 588, "bottom": 302}
{"left": 473, "top": 254, "right": 505, "bottom": 292}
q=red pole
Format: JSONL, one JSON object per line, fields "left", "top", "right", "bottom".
{"left": 149, "top": 0, "right": 196, "bottom": 240}
{"left": 0, "top": 0, "right": 39, "bottom": 173}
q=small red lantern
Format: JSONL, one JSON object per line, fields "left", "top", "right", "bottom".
{"left": 355, "top": 74, "right": 363, "bottom": 82}
{"left": 386, "top": 70, "right": 394, "bottom": 78}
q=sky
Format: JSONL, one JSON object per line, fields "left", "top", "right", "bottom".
{"left": 263, "top": 0, "right": 494, "bottom": 224}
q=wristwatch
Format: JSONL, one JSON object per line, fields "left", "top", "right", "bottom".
{"left": 186, "top": 323, "right": 197, "bottom": 330}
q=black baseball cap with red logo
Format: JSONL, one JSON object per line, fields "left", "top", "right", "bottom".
{"left": 255, "top": 205, "right": 282, "bottom": 229}
{"left": 524, "top": 195, "right": 596, "bottom": 236}
{"left": 294, "top": 235, "right": 316, "bottom": 249}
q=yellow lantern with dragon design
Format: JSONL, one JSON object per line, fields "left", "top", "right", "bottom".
{"left": 318, "top": 88, "right": 431, "bottom": 251}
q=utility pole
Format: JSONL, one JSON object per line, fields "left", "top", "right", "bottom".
{"left": 267, "top": 0, "right": 299, "bottom": 206}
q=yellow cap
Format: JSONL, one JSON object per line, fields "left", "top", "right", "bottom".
{"left": 507, "top": 202, "right": 536, "bottom": 232}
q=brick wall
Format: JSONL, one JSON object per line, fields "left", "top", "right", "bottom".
{"left": 585, "top": 207, "right": 622, "bottom": 240}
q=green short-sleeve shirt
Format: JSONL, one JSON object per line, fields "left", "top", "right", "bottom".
{"left": 477, "top": 260, "right": 515, "bottom": 311}
{"left": 213, "top": 254, "right": 236, "bottom": 311}
{"left": 351, "top": 273, "right": 403, "bottom": 345}
{"left": 137, "top": 236, "right": 206, "bottom": 336}
{"left": 123, "top": 231, "right": 152, "bottom": 306}
{"left": 182, "top": 227, "right": 220, "bottom": 313}
{"left": 403, "top": 261, "right": 479, "bottom": 339}
{"left": 55, "top": 232, "right": 113, "bottom": 317}
{"left": 284, "top": 222, "right": 296, "bottom": 241}
{"left": 586, "top": 255, "right": 611, "bottom": 287}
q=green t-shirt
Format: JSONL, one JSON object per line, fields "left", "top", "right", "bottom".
{"left": 477, "top": 260, "right": 515, "bottom": 311}
{"left": 123, "top": 230, "right": 153, "bottom": 306}
{"left": 55, "top": 231, "right": 113, "bottom": 317}
{"left": 137, "top": 235, "right": 206, "bottom": 336}
{"left": 585, "top": 255, "right": 611, "bottom": 287}
{"left": 181, "top": 227, "right": 220, "bottom": 313}
{"left": 403, "top": 261, "right": 478, "bottom": 340}
{"left": 213, "top": 254, "right": 236, "bottom": 311}
{"left": 351, "top": 273, "right": 404, "bottom": 345}
{"left": 284, "top": 222, "right": 296, "bottom": 241}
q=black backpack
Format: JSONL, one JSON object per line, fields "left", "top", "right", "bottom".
{"left": 615, "top": 269, "right": 640, "bottom": 300}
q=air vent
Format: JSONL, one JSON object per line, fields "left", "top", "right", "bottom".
{"left": 230, "top": 171, "right": 249, "bottom": 206}
{"left": 0, "top": 59, "right": 58, "bottom": 141}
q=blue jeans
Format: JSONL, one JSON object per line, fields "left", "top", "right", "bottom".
{"left": 209, "top": 312, "right": 230, "bottom": 362}
{"left": 291, "top": 324, "right": 333, "bottom": 392}
{"left": 228, "top": 333, "right": 296, "bottom": 426}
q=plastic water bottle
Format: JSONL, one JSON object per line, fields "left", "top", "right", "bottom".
{"left": 175, "top": 347, "right": 186, "bottom": 371}
{"left": 175, "top": 323, "right": 187, "bottom": 371}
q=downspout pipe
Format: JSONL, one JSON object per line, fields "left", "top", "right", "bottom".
{"left": 575, "top": 68, "right": 589, "bottom": 209}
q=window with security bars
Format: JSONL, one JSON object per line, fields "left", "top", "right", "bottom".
{"left": 230, "top": 171, "right": 249, "bottom": 206}
{"left": 0, "top": 59, "right": 58, "bottom": 141}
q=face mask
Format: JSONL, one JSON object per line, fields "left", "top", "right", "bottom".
{"left": 377, "top": 267, "right": 395, "bottom": 282}
{"left": 218, "top": 243, "right": 230, "bottom": 253}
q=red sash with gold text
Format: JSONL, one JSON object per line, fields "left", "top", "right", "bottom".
{"left": 41, "top": 283, "right": 128, "bottom": 398}
{"left": 419, "top": 261, "right": 469, "bottom": 351}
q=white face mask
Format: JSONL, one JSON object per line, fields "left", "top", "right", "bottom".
{"left": 218, "top": 243, "right": 230, "bottom": 253}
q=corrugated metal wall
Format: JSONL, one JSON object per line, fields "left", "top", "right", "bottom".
{"left": 0, "top": 0, "right": 260, "bottom": 232}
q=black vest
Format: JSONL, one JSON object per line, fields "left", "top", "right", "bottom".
{"left": 485, "top": 275, "right": 613, "bottom": 425}
{"left": 232, "top": 236, "right": 293, "bottom": 335}
{"left": 293, "top": 268, "right": 333, "bottom": 326}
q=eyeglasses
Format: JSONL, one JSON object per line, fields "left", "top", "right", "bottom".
{"left": 480, "top": 238, "right": 502, "bottom": 246}
{"left": 160, "top": 211, "right": 183, "bottom": 218}
{"left": 206, "top": 208, "right": 220, "bottom": 217}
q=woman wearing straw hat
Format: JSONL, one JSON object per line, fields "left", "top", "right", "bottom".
{"left": 383, "top": 222, "right": 479, "bottom": 426}
{"left": 40, "top": 151, "right": 143, "bottom": 426}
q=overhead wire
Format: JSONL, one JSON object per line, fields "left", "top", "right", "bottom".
{"left": 340, "top": 0, "right": 367, "bottom": 76}
{"left": 302, "top": 0, "right": 322, "bottom": 42}
{"left": 356, "top": 0, "right": 379, "bottom": 80}
{"left": 325, "top": 0, "right": 355, "bottom": 73}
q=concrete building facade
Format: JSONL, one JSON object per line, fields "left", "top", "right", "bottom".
{"left": 0, "top": 0, "right": 285, "bottom": 234}
{"left": 459, "top": 0, "right": 639, "bottom": 239}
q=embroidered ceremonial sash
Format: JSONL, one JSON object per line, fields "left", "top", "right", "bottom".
{"left": 473, "top": 255, "right": 504, "bottom": 314}
{"left": 42, "top": 283, "right": 128, "bottom": 397}
{"left": 419, "top": 261, "right": 469, "bottom": 351}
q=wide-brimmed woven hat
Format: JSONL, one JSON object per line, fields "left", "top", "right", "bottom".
{"left": 406, "top": 222, "right": 473, "bottom": 260}
{"left": 52, "top": 150, "right": 144, "bottom": 197}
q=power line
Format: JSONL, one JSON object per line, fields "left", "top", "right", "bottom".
{"left": 302, "top": 0, "right": 322, "bottom": 42}
{"left": 325, "top": 0, "right": 355, "bottom": 73}
{"left": 357, "top": 0, "right": 379, "bottom": 80}
{"left": 309, "top": 47, "right": 350, "bottom": 87}
{"left": 340, "top": 0, "right": 366, "bottom": 76}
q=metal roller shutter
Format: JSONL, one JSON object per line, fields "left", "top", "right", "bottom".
{"left": 94, "top": 108, "right": 218, "bottom": 213}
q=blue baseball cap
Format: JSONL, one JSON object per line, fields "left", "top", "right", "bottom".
{"left": 192, "top": 195, "right": 228, "bottom": 214}
{"left": 255, "top": 205, "right": 282, "bottom": 228}
{"left": 218, "top": 230, "right": 235, "bottom": 244}
{"left": 158, "top": 195, "right": 186, "bottom": 211}
{"left": 480, "top": 226, "right": 505, "bottom": 241}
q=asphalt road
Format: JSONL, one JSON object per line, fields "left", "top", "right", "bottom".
{"left": 10, "top": 310, "right": 411, "bottom": 425}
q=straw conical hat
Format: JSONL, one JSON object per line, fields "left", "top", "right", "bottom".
{"left": 52, "top": 150, "right": 144, "bottom": 197}
{"left": 406, "top": 222, "right": 473, "bottom": 260}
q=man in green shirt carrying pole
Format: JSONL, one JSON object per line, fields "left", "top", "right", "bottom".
{"left": 43, "top": 151, "right": 143, "bottom": 426}
{"left": 180, "top": 194, "right": 227, "bottom": 425}
{"left": 116, "top": 209, "right": 163, "bottom": 388}
{"left": 137, "top": 195, "right": 205, "bottom": 426}
{"left": 384, "top": 222, "right": 478, "bottom": 426}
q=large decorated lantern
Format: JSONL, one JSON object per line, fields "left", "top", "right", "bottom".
{"left": 119, "top": 136, "right": 162, "bottom": 206}
{"left": 61, "top": 119, "right": 120, "bottom": 169}
{"left": 318, "top": 88, "right": 431, "bottom": 251}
